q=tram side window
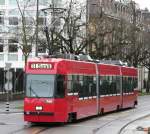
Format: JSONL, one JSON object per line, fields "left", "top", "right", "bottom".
{"left": 87, "top": 76, "right": 95, "bottom": 97}
{"left": 126, "top": 77, "right": 130, "bottom": 92}
{"left": 123, "top": 77, "right": 127, "bottom": 93}
{"left": 100, "top": 76, "right": 118, "bottom": 95}
{"left": 92, "top": 76, "right": 96, "bottom": 96}
{"left": 55, "top": 75, "right": 65, "bottom": 98}
{"left": 116, "top": 76, "right": 121, "bottom": 94}
{"left": 66, "top": 75, "right": 96, "bottom": 98}
{"left": 100, "top": 76, "right": 109, "bottom": 95}
{"left": 82, "top": 76, "right": 89, "bottom": 97}
{"left": 107, "top": 76, "right": 112, "bottom": 94}
{"left": 67, "top": 75, "right": 80, "bottom": 95}
{"left": 133, "top": 78, "right": 138, "bottom": 89}
{"left": 67, "top": 75, "right": 73, "bottom": 93}
{"left": 99, "top": 76, "right": 103, "bottom": 95}
{"left": 110, "top": 76, "right": 117, "bottom": 94}
{"left": 78, "top": 75, "right": 96, "bottom": 98}
{"left": 126, "top": 77, "right": 130, "bottom": 93}
{"left": 123, "top": 77, "right": 134, "bottom": 93}
{"left": 72, "top": 75, "right": 80, "bottom": 93}
{"left": 122, "top": 77, "right": 125, "bottom": 93}
{"left": 79, "top": 75, "right": 84, "bottom": 97}
{"left": 128, "top": 77, "right": 133, "bottom": 92}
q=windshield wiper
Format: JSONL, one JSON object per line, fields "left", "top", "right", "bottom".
{"left": 29, "top": 81, "right": 39, "bottom": 98}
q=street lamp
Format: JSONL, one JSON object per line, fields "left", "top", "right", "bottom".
{"left": 41, "top": 9, "right": 52, "bottom": 55}
{"left": 40, "top": 6, "right": 66, "bottom": 55}
{"left": 35, "top": 0, "right": 39, "bottom": 57}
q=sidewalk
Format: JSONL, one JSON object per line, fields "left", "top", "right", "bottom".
{"left": 0, "top": 100, "right": 23, "bottom": 113}
{"left": 0, "top": 100, "right": 149, "bottom": 134}
{"left": 120, "top": 116, "right": 150, "bottom": 134}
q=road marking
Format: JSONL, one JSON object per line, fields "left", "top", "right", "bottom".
{"left": 68, "top": 124, "right": 99, "bottom": 128}
{"left": 0, "top": 112, "right": 23, "bottom": 116}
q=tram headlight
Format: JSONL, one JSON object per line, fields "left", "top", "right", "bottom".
{"left": 45, "top": 99, "right": 53, "bottom": 104}
{"left": 36, "top": 106, "right": 43, "bottom": 111}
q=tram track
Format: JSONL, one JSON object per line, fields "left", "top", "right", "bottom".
{"left": 10, "top": 106, "right": 150, "bottom": 134}
{"left": 10, "top": 124, "right": 50, "bottom": 134}
{"left": 117, "top": 113, "right": 150, "bottom": 134}
{"left": 1, "top": 96, "right": 149, "bottom": 134}
{"left": 92, "top": 103, "right": 150, "bottom": 134}
{"left": 92, "top": 111, "right": 131, "bottom": 134}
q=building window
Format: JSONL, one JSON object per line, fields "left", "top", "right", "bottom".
{"left": 0, "top": 45, "right": 3, "bottom": 52}
{"left": 38, "top": 17, "right": 44, "bottom": 25}
{"left": 25, "top": 17, "right": 34, "bottom": 25}
{"left": 0, "top": 11, "right": 4, "bottom": 25}
{"left": 0, "top": 38, "right": 4, "bottom": 43}
{"left": 9, "top": 10, "right": 19, "bottom": 16}
{"left": 21, "top": 0, "right": 36, "bottom": 6}
{"left": 8, "top": 38, "right": 18, "bottom": 44}
{"left": 9, "top": 17, "right": 18, "bottom": 25}
{"left": 0, "top": 16, "right": 4, "bottom": 25}
{"left": 23, "top": 45, "right": 32, "bottom": 53}
{"left": 39, "top": 0, "right": 48, "bottom": 6}
{"left": 8, "top": 0, "right": 17, "bottom": 5}
{"left": 0, "top": 39, "right": 4, "bottom": 52}
{"left": 0, "top": 54, "right": 4, "bottom": 60}
{"left": 38, "top": 45, "right": 46, "bottom": 53}
{"left": 25, "top": 10, "right": 35, "bottom": 17}
{"left": 8, "top": 45, "right": 18, "bottom": 53}
{"left": 8, "top": 38, "right": 18, "bottom": 52}
{"left": 0, "top": 0, "right": 5, "bottom": 5}
{"left": 8, "top": 54, "right": 18, "bottom": 61}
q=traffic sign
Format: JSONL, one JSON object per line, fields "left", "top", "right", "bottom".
{"left": 5, "top": 71, "right": 13, "bottom": 80}
{"left": 4, "top": 82, "right": 13, "bottom": 91}
{"left": 5, "top": 63, "right": 12, "bottom": 70}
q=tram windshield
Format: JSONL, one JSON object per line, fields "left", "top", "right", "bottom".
{"left": 26, "top": 74, "right": 55, "bottom": 98}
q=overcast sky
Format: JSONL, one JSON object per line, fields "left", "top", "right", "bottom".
{"left": 134, "top": 0, "right": 150, "bottom": 10}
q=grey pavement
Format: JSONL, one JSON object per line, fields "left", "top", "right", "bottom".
{"left": 0, "top": 99, "right": 149, "bottom": 134}
{"left": 0, "top": 100, "right": 23, "bottom": 113}
{"left": 121, "top": 117, "right": 150, "bottom": 134}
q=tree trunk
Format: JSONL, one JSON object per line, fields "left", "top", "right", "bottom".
{"left": 146, "top": 69, "right": 150, "bottom": 93}
{"left": 24, "top": 55, "right": 28, "bottom": 68}
{"left": 44, "top": 27, "right": 52, "bottom": 55}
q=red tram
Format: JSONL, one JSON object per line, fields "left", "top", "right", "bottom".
{"left": 24, "top": 56, "right": 138, "bottom": 123}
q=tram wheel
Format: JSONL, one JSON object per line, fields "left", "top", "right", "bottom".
{"left": 68, "top": 112, "right": 77, "bottom": 122}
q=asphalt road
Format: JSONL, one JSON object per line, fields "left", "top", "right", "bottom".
{"left": 0, "top": 96, "right": 150, "bottom": 134}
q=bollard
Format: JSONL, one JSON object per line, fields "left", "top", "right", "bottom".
{"left": 136, "top": 126, "right": 150, "bottom": 133}
{"left": 148, "top": 127, "right": 150, "bottom": 134}
{"left": 6, "top": 102, "right": 9, "bottom": 112}
{"left": 143, "top": 127, "right": 150, "bottom": 133}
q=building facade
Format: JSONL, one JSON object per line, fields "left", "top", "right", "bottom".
{"left": 0, "top": 0, "right": 62, "bottom": 94}
{"left": 87, "top": 0, "right": 150, "bottom": 90}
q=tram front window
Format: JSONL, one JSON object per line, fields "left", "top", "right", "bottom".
{"left": 26, "top": 74, "right": 55, "bottom": 98}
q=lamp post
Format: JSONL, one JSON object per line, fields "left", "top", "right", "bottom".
{"left": 35, "top": 0, "right": 39, "bottom": 57}
{"left": 40, "top": 6, "right": 66, "bottom": 55}
{"left": 41, "top": 9, "right": 52, "bottom": 55}
{"left": 5, "top": 62, "right": 12, "bottom": 112}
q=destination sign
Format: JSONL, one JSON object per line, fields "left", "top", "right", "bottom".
{"left": 30, "top": 63, "right": 52, "bottom": 69}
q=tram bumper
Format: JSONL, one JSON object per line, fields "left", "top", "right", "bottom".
{"left": 24, "top": 111, "right": 56, "bottom": 122}
{"left": 24, "top": 98, "right": 68, "bottom": 123}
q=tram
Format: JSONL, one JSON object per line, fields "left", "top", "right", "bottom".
{"left": 24, "top": 55, "right": 138, "bottom": 123}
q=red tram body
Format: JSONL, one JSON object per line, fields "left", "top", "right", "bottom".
{"left": 24, "top": 57, "right": 138, "bottom": 123}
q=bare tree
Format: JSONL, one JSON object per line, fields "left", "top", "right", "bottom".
{"left": 14, "top": 0, "right": 36, "bottom": 65}
{"left": 90, "top": 0, "right": 146, "bottom": 67}
{"left": 53, "top": 0, "right": 88, "bottom": 54}
{"left": 87, "top": 1, "right": 123, "bottom": 60}
{"left": 120, "top": 1, "right": 144, "bottom": 67}
{"left": 140, "top": 30, "right": 150, "bottom": 92}
{"left": 38, "top": 0, "right": 64, "bottom": 55}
